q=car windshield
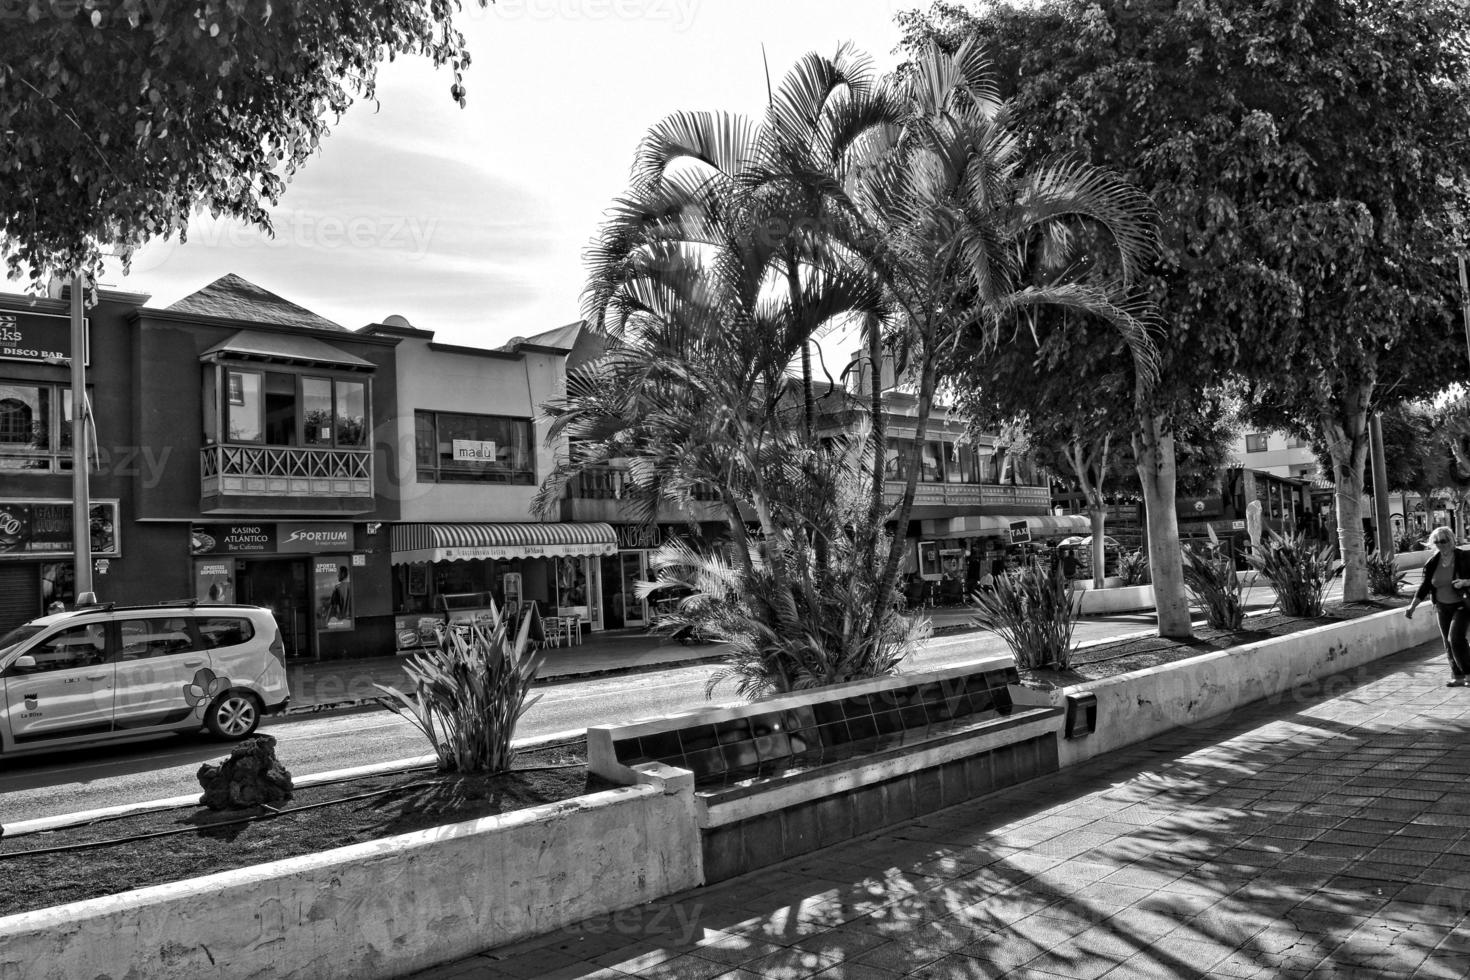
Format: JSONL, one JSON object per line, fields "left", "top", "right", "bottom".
{"left": 0, "top": 624, "right": 45, "bottom": 659}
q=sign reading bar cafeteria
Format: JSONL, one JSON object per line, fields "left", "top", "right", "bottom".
{"left": 0, "top": 307, "right": 89, "bottom": 365}
{"left": 190, "top": 522, "right": 353, "bottom": 555}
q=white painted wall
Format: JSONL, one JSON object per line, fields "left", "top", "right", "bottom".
{"left": 391, "top": 336, "right": 567, "bottom": 523}
{"left": 0, "top": 774, "right": 702, "bottom": 980}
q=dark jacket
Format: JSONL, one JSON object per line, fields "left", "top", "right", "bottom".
{"left": 1414, "top": 547, "right": 1470, "bottom": 605}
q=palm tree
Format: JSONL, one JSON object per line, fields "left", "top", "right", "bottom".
{"left": 842, "top": 40, "right": 1161, "bottom": 610}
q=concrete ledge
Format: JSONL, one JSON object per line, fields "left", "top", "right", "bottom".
{"left": 699, "top": 708, "right": 1063, "bottom": 828}
{"left": 1396, "top": 549, "right": 1432, "bottom": 570}
{"left": 1012, "top": 606, "right": 1438, "bottom": 769}
{"left": 0, "top": 768, "right": 702, "bottom": 980}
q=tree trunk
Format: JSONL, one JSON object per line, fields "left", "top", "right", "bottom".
{"left": 1088, "top": 505, "right": 1107, "bottom": 587}
{"left": 879, "top": 352, "right": 939, "bottom": 606}
{"left": 1323, "top": 411, "right": 1375, "bottom": 602}
{"left": 1322, "top": 382, "right": 1373, "bottom": 601}
{"left": 1134, "top": 412, "right": 1192, "bottom": 638}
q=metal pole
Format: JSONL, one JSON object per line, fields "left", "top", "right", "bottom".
{"left": 70, "top": 274, "right": 93, "bottom": 599}
{"left": 1369, "top": 412, "right": 1393, "bottom": 554}
{"left": 1458, "top": 255, "right": 1470, "bottom": 373}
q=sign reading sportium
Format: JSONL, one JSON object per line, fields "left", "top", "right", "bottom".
{"left": 0, "top": 307, "right": 88, "bottom": 365}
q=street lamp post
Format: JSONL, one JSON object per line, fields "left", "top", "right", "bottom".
{"left": 70, "top": 274, "right": 93, "bottom": 600}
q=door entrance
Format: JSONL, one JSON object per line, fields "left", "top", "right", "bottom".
{"left": 600, "top": 551, "right": 647, "bottom": 630}
{"left": 237, "top": 558, "right": 310, "bottom": 658}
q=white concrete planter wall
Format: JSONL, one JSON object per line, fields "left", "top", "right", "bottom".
{"left": 0, "top": 767, "right": 702, "bottom": 980}
{"left": 1014, "top": 607, "right": 1438, "bottom": 770}
{"left": 1070, "top": 583, "right": 1155, "bottom": 615}
{"left": 1396, "top": 549, "right": 1432, "bottom": 570}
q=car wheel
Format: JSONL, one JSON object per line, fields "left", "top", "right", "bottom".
{"left": 205, "top": 691, "right": 261, "bottom": 740}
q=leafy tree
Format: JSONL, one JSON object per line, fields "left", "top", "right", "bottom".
{"left": 1, "top": 0, "right": 483, "bottom": 285}
{"left": 899, "top": 0, "right": 1470, "bottom": 616}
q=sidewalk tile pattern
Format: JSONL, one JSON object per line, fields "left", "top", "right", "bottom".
{"left": 408, "top": 641, "right": 1470, "bottom": 979}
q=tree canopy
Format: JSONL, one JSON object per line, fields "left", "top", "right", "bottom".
{"left": 900, "top": 0, "right": 1470, "bottom": 603}
{"left": 1, "top": 0, "right": 483, "bottom": 286}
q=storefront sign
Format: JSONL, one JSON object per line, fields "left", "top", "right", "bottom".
{"left": 313, "top": 557, "right": 354, "bottom": 631}
{"left": 0, "top": 307, "right": 88, "bottom": 365}
{"left": 191, "top": 524, "right": 275, "bottom": 555}
{"left": 452, "top": 439, "right": 497, "bottom": 461}
{"left": 0, "top": 500, "right": 119, "bottom": 557}
{"left": 278, "top": 522, "right": 352, "bottom": 553}
{"left": 615, "top": 523, "right": 664, "bottom": 550}
{"left": 1008, "top": 520, "right": 1031, "bottom": 544}
{"left": 191, "top": 522, "right": 354, "bottom": 555}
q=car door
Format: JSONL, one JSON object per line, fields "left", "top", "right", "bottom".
{"left": 111, "top": 615, "right": 207, "bottom": 733}
{"left": 1, "top": 623, "right": 114, "bottom": 746}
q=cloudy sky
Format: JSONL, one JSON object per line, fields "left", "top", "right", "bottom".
{"left": 104, "top": 1, "right": 921, "bottom": 350}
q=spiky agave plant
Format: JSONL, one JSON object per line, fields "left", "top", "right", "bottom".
{"left": 374, "top": 603, "right": 546, "bottom": 773}
{"left": 1180, "top": 525, "right": 1246, "bottom": 630}
{"left": 968, "top": 561, "right": 1076, "bottom": 671}
{"left": 1246, "top": 530, "right": 1342, "bottom": 617}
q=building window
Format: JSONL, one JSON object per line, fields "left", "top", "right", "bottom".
{"left": 222, "top": 369, "right": 370, "bottom": 448}
{"left": 1244, "top": 432, "right": 1268, "bottom": 453}
{"left": 415, "top": 410, "right": 534, "bottom": 484}
{"left": 920, "top": 441, "right": 944, "bottom": 483}
{"left": 0, "top": 383, "right": 83, "bottom": 472}
{"left": 1286, "top": 434, "right": 1309, "bottom": 449}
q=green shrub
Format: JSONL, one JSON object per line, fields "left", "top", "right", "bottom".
{"left": 1245, "top": 530, "right": 1342, "bottom": 617}
{"left": 1117, "top": 547, "right": 1150, "bottom": 586}
{"left": 969, "top": 562, "right": 1075, "bottom": 670}
{"left": 1366, "top": 550, "right": 1407, "bottom": 597}
{"left": 1181, "top": 542, "right": 1245, "bottom": 630}
{"left": 374, "top": 605, "right": 545, "bottom": 773}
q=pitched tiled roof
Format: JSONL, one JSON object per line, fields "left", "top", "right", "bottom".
{"left": 165, "top": 274, "right": 344, "bottom": 331}
{"left": 513, "top": 321, "right": 584, "bottom": 351}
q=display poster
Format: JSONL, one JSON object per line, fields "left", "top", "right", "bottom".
{"left": 500, "top": 571, "right": 522, "bottom": 620}
{"left": 407, "top": 562, "right": 428, "bottom": 596}
{"left": 313, "top": 557, "right": 354, "bottom": 631}
{"left": 194, "top": 559, "right": 236, "bottom": 603}
{"left": 918, "top": 541, "right": 940, "bottom": 578}
{"left": 556, "top": 556, "right": 588, "bottom": 611}
{"left": 0, "top": 500, "right": 119, "bottom": 557}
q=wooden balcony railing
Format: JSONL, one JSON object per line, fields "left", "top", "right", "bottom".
{"left": 201, "top": 445, "right": 374, "bottom": 498}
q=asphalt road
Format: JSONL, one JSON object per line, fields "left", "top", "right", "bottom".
{"left": 0, "top": 577, "right": 1357, "bottom": 826}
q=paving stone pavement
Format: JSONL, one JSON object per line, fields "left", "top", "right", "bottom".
{"left": 409, "top": 640, "right": 1470, "bottom": 980}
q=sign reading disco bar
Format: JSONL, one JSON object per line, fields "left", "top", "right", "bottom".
{"left": 190, "top": 522, "right": 354, "bottom": 555}
{"left": 0, "top": 307, "right": 89, "bottom": 365}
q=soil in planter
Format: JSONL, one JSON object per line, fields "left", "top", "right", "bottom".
{"left": 1019, "top": 597, "right": 1411, "bottom": 688}
{"left": 0, "top": 741, "right": 614, "bottom": 918}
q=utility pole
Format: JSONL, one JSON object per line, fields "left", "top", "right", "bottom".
{"left": 70, "top": 274, "right": 93, "bottom": 601}
{"left": 1368, "top": 413, "right": 1393, "bottom": 555}
{"left": 1459, "top": 255, "right": 1470, "bottom": 373}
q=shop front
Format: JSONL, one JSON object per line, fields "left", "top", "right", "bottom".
{"left": 0, "top": 499, "right": 120, "bottom": 632}
{"left": 915, "top": 514, "right": 1091, "bottom": 591}
{"left": 189, "top": 521, "right": 376, "bottom": 660}
{"left": 389, "top": 522, "right": 619, "bottom": 649}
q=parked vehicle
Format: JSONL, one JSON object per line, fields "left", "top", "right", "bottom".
{"left": 0, "top": 601, "right": 290, "bottom": 757}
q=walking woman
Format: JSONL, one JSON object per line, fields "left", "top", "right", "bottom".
{"left": 1406, "top": 525, "right": 1470, "bottom": 686}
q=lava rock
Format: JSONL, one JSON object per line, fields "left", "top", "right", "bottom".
{"left": 197, "top": 733, "right": 294, "bottom": 811}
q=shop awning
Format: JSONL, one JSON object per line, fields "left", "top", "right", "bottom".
{"left": 919, "top": 514, "right": 1092, "bottom": 538}
{"left": 201, "top": 330, "right": 375, "bottom": 370}
{"left": 391, "top": 522, "right": 619, "bottom": 564}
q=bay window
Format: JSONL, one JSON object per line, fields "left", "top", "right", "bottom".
{"left": 219, "top": 368, "right": 370, "bottom": 449}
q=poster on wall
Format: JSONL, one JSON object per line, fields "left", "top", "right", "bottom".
{"left": 556, "top": 556, "right": 588, "bottom": 611}
{"left": 313, "top": 557, "right": 354, "bottom": 631}
{"left": 194, "top": 559, "right": 236, "bottom": 603}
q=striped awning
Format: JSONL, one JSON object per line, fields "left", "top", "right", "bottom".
{"left": 391, "top": 522, "right": 618, "bottom": 564}
{"left": 919, "top": 514, "right": 1091, "bottom": 538}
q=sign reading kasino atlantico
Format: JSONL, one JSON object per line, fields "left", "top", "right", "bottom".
{"left": 190, "top": 523, "right": 353, "bottom": 555}
{"left": 0, "top": 307, "right": 88, "bottom": 365}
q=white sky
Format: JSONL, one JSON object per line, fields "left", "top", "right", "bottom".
{"left": 100, "top": 1, "right": 920, "bottom": 352}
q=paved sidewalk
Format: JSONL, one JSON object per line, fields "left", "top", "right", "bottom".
{"left": 411, "top": 639, "right": 1470, "bottom": 979}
